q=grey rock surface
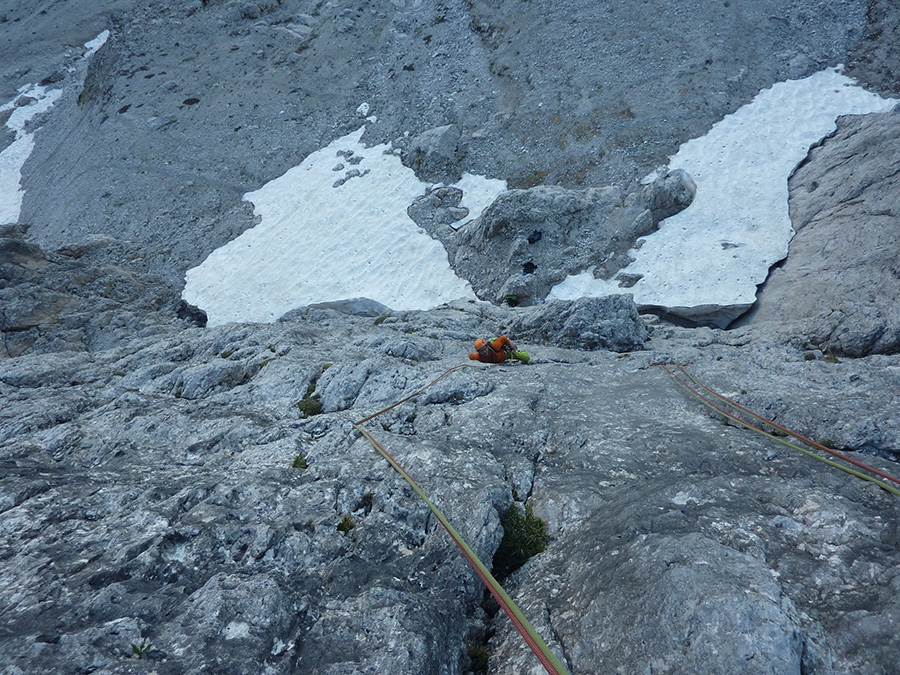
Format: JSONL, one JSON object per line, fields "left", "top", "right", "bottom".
{"left": 506, "top": 296, "right": 647, "bottom": 353}
{"left": 399, "top": 124, "right": 467, "bottom": 185}
{"left": 11, "top": 0, "right": 883, "bottom": 290}
{"left": 0, "top": 236, "right": 194, "bottom": 358}
{"left": 3, "top": 252, "right": 900, "bottom": 673}
{"left": 746, "top": 107, "right": 900, "bottom": 356}
{"left": 425, "top": 172, "right": 693, "bottom": 307}
{"left": 3, "top": 0, "right": 900, "bottom": 673}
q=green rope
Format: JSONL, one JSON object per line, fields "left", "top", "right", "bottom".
{"left": 657, "top": 363, "right": 900, "bottom": 499}
{"left": 353, "top": 364, "right": 569, "bottom": 675}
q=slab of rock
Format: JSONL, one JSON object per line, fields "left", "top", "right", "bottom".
{"left": 0, "top": 237, "right": 196, "bottom": 357}
{"left": 424, "top": 172, "right": 693, "bottom": 307}
{"left": 747, "top": 107, "right": 900, "bottom": 356}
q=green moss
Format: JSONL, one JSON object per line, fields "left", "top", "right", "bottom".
{"left": 220, "top": 349, "right": 233, "bottom": 358}
{"left": 337, "top": 514, "right": 356, "bottom": 533}
{"left": 374, "top": 314, "right": 393, "bottom": 325}
{"left": 297, "top": 396, "right": 323, "bottom": 418}
{"left": 467, "top": 643, "right": 491, "bottom": 674}
{"left": 492, "top": 504, "right": 548, "bottom": 581}
{"left": 291, "top": 453, "right": 309, "bottom": 470}
{"left": 297, "top": 364, "right": 330, "bottom": 418}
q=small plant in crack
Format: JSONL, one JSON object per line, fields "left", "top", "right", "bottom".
{"left": 297, "top": 366, "right": 330, "bottom": 418}
{"left": 492, "top": 503, "right": 549, "bottom": 581}
{"left": 466, "top": 642, "right": 491, "bottom": 674}
{"left": 337, "top": 514, "right": 356, "bottom": 533}
{"left": 131, "top": 638, "right": 153, "bottom": 659}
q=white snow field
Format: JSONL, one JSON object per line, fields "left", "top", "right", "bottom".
{"left": 183, "top": 125, "right": 506, "bottom": 325}
{"left": 0, "top": 85, "right": 63, "bottom": 225}
{"left": 549, "top": 67, "right": 898, "bottom": 326}
{"left": 0, "top": 30, "right": 111, "bottom": 226}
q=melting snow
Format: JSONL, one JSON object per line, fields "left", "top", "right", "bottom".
{"left": 0, "top": 30, "right": 110, "bottom": 226}
{"left": 83, "top": 30, "right": 110, "bottom": 58}
{"left": 183, "top": 126, "right": 505, "bottom": 325}
{"left": 549, "top": 67, "right": 898, "bottom": 326}
{"left": 0, "top": 85, "right": 63, "bottom": 225}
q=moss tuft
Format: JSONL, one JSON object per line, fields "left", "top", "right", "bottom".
{"left": 297, "top": 396, "right": 323, "bottom": 418}
{"left": 492, "top": 503, "right": 548, "bottom": 581}
{"left": 467, "top": 643, "right": 491, "bottom": 674}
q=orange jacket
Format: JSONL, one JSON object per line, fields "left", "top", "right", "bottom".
{"left": 469, "top": 336, "right": 516, "bottom": 363}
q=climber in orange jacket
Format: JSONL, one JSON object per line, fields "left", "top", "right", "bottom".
{"left": 469, "top": 336, "right": 530, "bottom": 363}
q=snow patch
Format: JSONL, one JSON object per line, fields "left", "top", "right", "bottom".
{"left": 0, "top": 85, "right": 63, "bottom": 226}
{"left": 549, "top": 68, "right": 898, "bottom": 326}
{"left": 83, "top": 30, "right": 110, "bottom": 58}
{"left": 183, "top": 126, "right": 506, "bottom": 325}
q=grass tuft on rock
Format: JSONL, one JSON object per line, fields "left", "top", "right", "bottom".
{"left": 297, "top": 396, "right": 322, "bottom": 417}
{"left": 492, "top": 503, "right": 548, "bottom": 581}
{"left": 466, "top": 642, "right": 491, "bottom": 674}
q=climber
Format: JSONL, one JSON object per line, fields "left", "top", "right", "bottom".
{"left": 468, "top": 336, "right": 530, "bottom": 364}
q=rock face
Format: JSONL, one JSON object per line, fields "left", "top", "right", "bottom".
{"left": 3, "top": 264, "right": 900, "bottom": 673}
{"left": 747, "top": 107, "right": 900, "bottom": 356}
{"left": 412, "top": 171, "right": 694, "bottom": 307}
{"left": 3, "top": 0, "right": 900, "bottom": 673}
{"left": 0, "top": 236, "right": 198, "bottom": 358}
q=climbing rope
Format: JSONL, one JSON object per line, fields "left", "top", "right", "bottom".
{"left": 353, "top": 364, "right": 569, "bottom": 675}
{"left": 656, "top": 362, "right": 900, "bottom": 498}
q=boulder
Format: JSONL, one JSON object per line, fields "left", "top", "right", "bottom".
{"left": 437, "top": 175, "right": 694, "bottom": 307}
{"left": 399, "top": 124, "right": 466, "bottom": 184}
{"left": 506, "top": 296, "right": 648, "bottom": 353}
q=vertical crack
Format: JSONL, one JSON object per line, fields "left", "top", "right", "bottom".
{"left": 546, "top": 605, "right": 575, "bottom": 674}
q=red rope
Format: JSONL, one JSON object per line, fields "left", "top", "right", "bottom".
{"left": 670, "top": 363, "right": 900, "bottom": 487}
{"left": 655, "top": 362, "right": 900, "bottom": 494}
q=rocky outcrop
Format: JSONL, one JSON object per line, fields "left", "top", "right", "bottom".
{"left": 412, "top": 170, "right": 694, "bottom": 307}
{"left": 0, "top": 236, "right": 200, "bottom": 357}
{"left": 399, "top": 124, "right": 467, "bottom": 184}
{"left": 747, "top": 107, "right": 900, "bottom": 356}
{"left": 3, "top": 290, "right": 900, "bottom": 673}
{"left": 506, "top": 296, "right": 647, "bottom": 352}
